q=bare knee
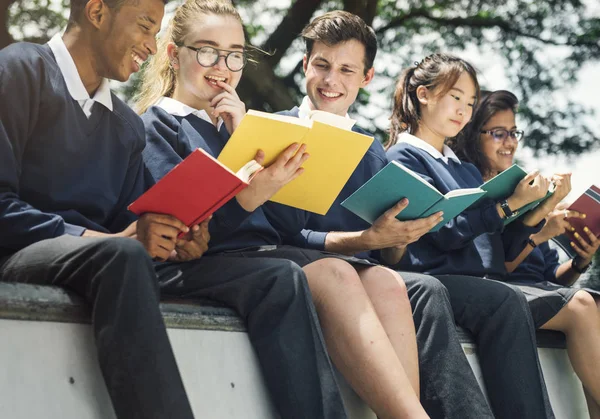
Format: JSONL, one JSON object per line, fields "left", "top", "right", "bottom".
{"left": 360, "top": 266, "right": 409, "bottom": 304}
{"left": 303, "top": 258, "right": 362, "bottom": 305}
{"left": 567, "top": 291, "right": 598, "bottom": 320}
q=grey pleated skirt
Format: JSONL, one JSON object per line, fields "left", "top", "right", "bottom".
{"left": 507, "top": 280, "right": 600, "bottom": 328}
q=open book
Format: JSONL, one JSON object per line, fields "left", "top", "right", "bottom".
{"left": 217, "top": 109, "right": 373, "bottom": 215}
{"left": 481, "top": 164, "right": 555, "bottom": 225}
{"left": 340, "top": 161, "right": 487, "bottom": 232}
{"left": 128, "top": 148, "right": 262, "bottom": 229}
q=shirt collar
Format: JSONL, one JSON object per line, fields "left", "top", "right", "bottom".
{"left": 297, "top": 96, "right": 350, "bottom": 120}
{"left": 47, "top": 33, "right": 113, "bottom": 112}
{"left": 396, "top": 132, "right": 461, "bottom": 164}
{"left": 154, "top": 96, "right": 223, "bottom": 130}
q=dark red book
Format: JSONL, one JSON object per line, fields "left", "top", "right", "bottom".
{"left": 566, "top": 185, "right": 600, "bottom": 244}
{"left": 128, "top": 148, "right": 261, "bottom": 229}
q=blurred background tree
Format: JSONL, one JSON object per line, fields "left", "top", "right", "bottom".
{"left": 3, "top": 0, "right": 599, "bottom": 154}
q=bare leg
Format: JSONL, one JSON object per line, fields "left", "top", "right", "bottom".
{"left": 303, "top": 258, "right": 428, "bottom": 419}
{"left": 585, "top": 387, "right": 600, "bottom": 419}
{"left": 358, "top": 266, "right": 419, "bottom": 396}
{"left": 540, "top": 291, "right": 600, "bottom": 407}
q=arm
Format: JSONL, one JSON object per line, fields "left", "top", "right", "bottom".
{"left": 554, "top": 226, "right": 599, "bottom": 286}
{"left": 0, "top": 52, "right": 91, "bottom": 252}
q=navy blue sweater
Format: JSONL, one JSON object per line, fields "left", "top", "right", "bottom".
{"left": 386, "top": 142, "right": 541, "bottom": 278}
{"left": 263, "top": 107, "right": 387, "bottom": 259}
{"left": 141, "top": 106, "right": 281, "bottom": 253}
{"left": 509, "top": 242, "right": 560, "bottom": 283}
{"left": 0, "top": 43, "right": 146, "bottom": 258}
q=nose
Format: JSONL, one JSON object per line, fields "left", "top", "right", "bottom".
{"left": 145, "top": 35, "right": 157, "bottom": 56}
{"left": 323, "top": 69, "right": 338, "bottom": 86}
{"left": 214, "top": 54, "right": 228, "bottom": 70}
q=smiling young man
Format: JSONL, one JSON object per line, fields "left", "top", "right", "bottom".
{"left": 263, "top": 11, "right": 503, "bottom": 418}
{"left": 0, "top": 0, "right": 205, "bottom": 418}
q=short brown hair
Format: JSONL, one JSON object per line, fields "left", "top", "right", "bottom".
{"left": 301, "top": 10, "right": 377, "bottom": 74}
{"left": 388, "top": 53, "right": 480, "bottom": 148}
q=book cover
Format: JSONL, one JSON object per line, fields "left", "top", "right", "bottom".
{"left": 480, "top": 164, "right": 555, "bottom": 225}
{"left": 341, "top": 161, "right": 486, "bottom": 232}
{"left": 217, "top": 110, "right": 373, "bottom": 215}
{"left": 129, "top": 148, "right": 258, "bottom": 229}
{"left": 565, "top": 185, "right": 600, "bottom": 244}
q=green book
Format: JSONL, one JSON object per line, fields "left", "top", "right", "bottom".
{"left": 341, "top": 161, "right": 487, "bottom": 232}
{"left": 480, "top": 164, "right": 555, "bottom": 225}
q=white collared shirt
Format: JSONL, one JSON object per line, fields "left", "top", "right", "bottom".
{"left": 396, "top": 132, "right": 461, "bottom": 164}
{"left": 154, "top": 96, "right": 223, "bottom": 130}
{"left": 297, "top": 96, "right": 350, "bottom": 120}
{"left": 47, "top": 33, "right": 113, "bottom": 118}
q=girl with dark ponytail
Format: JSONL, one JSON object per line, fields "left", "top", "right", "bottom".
{"left": 385, "top": 53, "right": 556, "bottom": 419}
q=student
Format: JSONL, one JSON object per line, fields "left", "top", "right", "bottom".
{"left": 451, "top": 89, "right": 600, "bottom": 418}
{"left": 261, "top": 11, "right": 512, "bottom": 419}
{"left": 136, "top": 1, "right": 428, "bottom": 418}
{"left": 385, "top": 53, "right": 556, "bottom": 418}
{"left": 0, "top": 0, "right": 200, "bottom": 417}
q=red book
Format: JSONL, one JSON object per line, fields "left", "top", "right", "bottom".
{"left": 128, "top": 148, "right": 261, "bottom": 229}
{"left": 566, "top": 185, "right": 600, "bottom": 243}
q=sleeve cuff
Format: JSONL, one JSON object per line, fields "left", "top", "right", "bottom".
{"left": 64, "top": 223, "right": 86, "bottom": 237}
{"left": 305, "top": 230, "right": 328, "bottom": 251}
{"left": 469, "top": 199, "right": 504, "bottom": 235}
{"left": 218, "top": 198, "right": 252, "bottom": 228}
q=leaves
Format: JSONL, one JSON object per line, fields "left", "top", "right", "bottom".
{"left": 6, "top": 0, "right": 599, "bottom": 155}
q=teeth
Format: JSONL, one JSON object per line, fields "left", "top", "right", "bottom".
{"left": 132, "top": 53, "right": 145, "bottom": 67}
{"left": 320, "top": 90, "right": 341, "bottom": 98}
{"left": 499, "top": 151, "right": 513, "bottom": 155}
{"left": 206, "top": 75, "right": 226, "bottom": 82}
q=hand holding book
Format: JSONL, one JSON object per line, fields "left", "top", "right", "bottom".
{"left": 236, "top": 143, "right": 309, "bottom": 212}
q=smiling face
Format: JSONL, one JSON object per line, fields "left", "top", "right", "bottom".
{"left": 171, "top": 13, "right": 244, "bottom": 111}
{"left": 418, "top": 71, "right": 477, "bottom": 142}
{"left": 94, "top": 0, "right": 164, "bottom": 82}
{"left": 480, "top": 108, "right": 518, "bottom": 174}
{"left": 303, "top": 40, "right": 374, "bottom": 117}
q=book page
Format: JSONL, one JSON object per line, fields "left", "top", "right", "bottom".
{"left": 247, "top": 109, "right": 312, "bottom": 127}
{"left": 445, "top": 188, "right": 485, "bottom": 198}
{"left": 308, "top": 110, "right": 356, "bottom": 130}
{"left": 236, "top": 160, "right": 263, "bottom": 183}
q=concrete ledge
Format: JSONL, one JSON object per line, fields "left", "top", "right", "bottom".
{"left": 0, "top": 282, "right": 566, "bottom": 347}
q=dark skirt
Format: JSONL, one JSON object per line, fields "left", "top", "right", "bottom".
{"left": 507, "top": 279, "right": 600, "bottom": 328}
{"left": 219, "top": 244, "right": 378, "bottom": 268}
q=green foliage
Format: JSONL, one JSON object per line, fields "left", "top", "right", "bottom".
{"left": 6, "top": 0, "right": 600, "bottom": 154}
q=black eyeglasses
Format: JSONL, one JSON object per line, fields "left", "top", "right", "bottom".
{"left": 480, "top": 129, "right": 524, "bottom": 143}
{"left": 178, "top": 45, "right": 247, "bottom": 72}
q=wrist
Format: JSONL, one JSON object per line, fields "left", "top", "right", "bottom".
{"left": 506, "top": 196, "right": 523, "bottom": 212}
{"left": 572, "top": 257, "right": 592, "bottom": 274}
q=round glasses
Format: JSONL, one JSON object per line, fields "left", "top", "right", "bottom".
{"left": 179, "top": 45, "right": 247, "bottom": 72}
{"left": 480, "top": 129, "right": 524, "bottom": 143}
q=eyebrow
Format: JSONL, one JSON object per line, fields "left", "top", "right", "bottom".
{"left": 313, "top": 57, "right": 360, "bottom": 70}
{"left": 487, "top": 125, "right": 518, "bottom": 130}
{"left": 450, "top": 87, "right": 476, "bottom": 99}
{"left": 192, "top": 39, "right": 245, "bottom": 50}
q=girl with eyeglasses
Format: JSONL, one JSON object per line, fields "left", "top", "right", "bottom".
{"left": 385, "top": 54, "right": 557, "bottom": 418}
{"left": 134, "top": 1, "right": 431, "bottom": 418}
{"left": 452, "top": 89, "right": 600, "bottom": 418}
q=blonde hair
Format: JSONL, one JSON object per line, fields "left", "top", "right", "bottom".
{"left": 134, "top": 0, "right": 242, "bottom": 114}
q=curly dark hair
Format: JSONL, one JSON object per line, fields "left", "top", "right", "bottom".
{"left": 447, "top": 90, "right": 519, "bottom": 178}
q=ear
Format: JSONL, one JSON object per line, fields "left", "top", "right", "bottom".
{"left": 302, "top": 54, "right": 308, "bottom": 74}
{"left": 84, "top": 0, "right": 109, "bottom": 30}
{"left": 361, "top": 67, "right": 375, "bottom": 87}
{"left": 167, "top": 43, "right": 180, "bottom": 70}
{"left": 416, "top": 85, "right": 429, "bottom": 106}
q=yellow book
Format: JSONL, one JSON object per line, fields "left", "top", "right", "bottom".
{"left": 217, "top": 110, "right": 373, "bottom": 215}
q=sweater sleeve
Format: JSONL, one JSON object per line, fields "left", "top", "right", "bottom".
{"left": 394, "top": 150, "right": 504, "bottom": 252}
{"left": 0, "top": 48, "right": 85, "bottom": 253}
{"left": 141, "top": 109, "right": 252, "bottom": 240}
{"left": 540, "top": 242, "right": 561, "bottom": 282}
{"left": 502, "top": 218, "right": 546, "bottom": 262}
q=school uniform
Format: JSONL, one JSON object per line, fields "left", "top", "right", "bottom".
{"left": 142, "top": 98, "right": 348, "bottom": 419}
{"left": 0, "top": 36, "right": 195, "bottom": 419}
{"left": 508, "top": 242, "right": 600, "bottom": 328}
{"left": 263, "top": 99, "right": 502, "bottom": 419}
{"left": 387, "top": 132, "right": 555, "bottom": 419}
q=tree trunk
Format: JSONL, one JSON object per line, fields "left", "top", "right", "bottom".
{"left": 343, "top": 0, "right": 378, "bottom": 26}
{"left": 0, "top": 0, "right": 15, "bottom": 49}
